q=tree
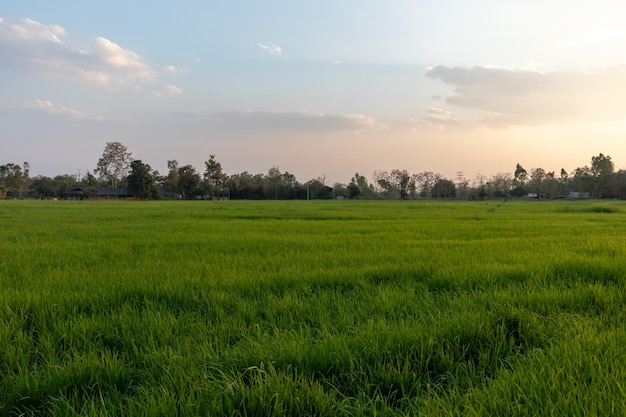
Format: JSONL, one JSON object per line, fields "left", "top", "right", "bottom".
{"left": 161, "top": 160, "right": 180, "bottom": 194}
{"left": 262, "top": 166, "right": 302, "bottom": 199}
{"left": 528, "top": 168, "right": 546, "bottom": 199}
{"left": 333, "top": 183, "right": 348, "bottom": 198}
{"left": 347, "top": 182, "right": 360, "bottom": 199}
{"left": 591, "top": 153, "right": 614, "bottom": 177}
{"left": 81, "top": 171, "right": 99, "bottom": 187}
{"left": 374, "top": 170, "right": 417, "bottom": 199}
{"left": 514, "top": 163, "right": 527, "bottom": 185}
{"left": 177, "top": 164, "right": 201, "bottom": 199}
{"left": 203, "top": 155, "right": 228, "bottom": 198}
{"left": 570, "top": 166, "right": 593, "bottom": 195}
{"left": 390, "top": 169, "right": 414, "bottom": 199}
{"left": 18, "top": 162, "right": 30, "bottom": 198}
{"left": 544, "top": 171, "right": 560, "bottom": 199}
{"left": 54, "top": 174, "right": 79, "bottom": 198}
{"left": 347, "top": 173, "right": 374, "bottom": 199}
{"left": 304, "top": 178, "right": 333, "bottom": 199}
{"left": 615, "top": 170, "right": 626, "bottom": 200}
{"left": 559, "top": 168, "right": 569, "bottom": 196}
{"left": 30, "top": 176, "right": 57, "bottom": 198}
{"left": 226, "top": 171, "right": 267, "bottom": 199}
{"left": 469, "top": 173, "right": 488, "bottom": 200}
{"left": 0, "top": 162, "right": 30, "bottom": 199}
{"left": 373, "top": 171, "right": 396, "bottom": 199}
{"left": 590, "top": 153, "right": 616, "bottom": 198}
{"left": 431, "top": 178, "right": 456, "bottom": 198}
{"left": 127, "top": 160, "right": 157, "bottom": 200}
{"left": 489, "top": 172, "right": 513, "bottom": 198}
{"left": 414, "top": 171, "right": 441, "bottom": 198}
{"left": 95, "top": 142, "right": 133, "bottom": 188}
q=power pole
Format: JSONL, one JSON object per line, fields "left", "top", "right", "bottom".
{"left": 456, "top": 171, "right": 466, "bottom": 200}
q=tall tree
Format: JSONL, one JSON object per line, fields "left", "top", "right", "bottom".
{"left": 390, "top": 169, "right": 414, "bottom": 199}
{"left": 514, "top": 163, "right": 528, "bottom": 185}
{"left": 161, "top": 160, "right": 180, "bottom": 194}
{"left": 267, "top": 166, "right": 283, "bottom": 199}
{"left": 414, "top": 171, "right": 441, "bottom": 198}
{"left": 95, "top": 142, "right": 133, "bottom": 188}
{"left": 127, "top": 160, "right": 156, "bottom": 200}
{"left": 570, "top": 166, "right": 593, "bottom": 195}
{"left": 489, "top": 172, "right": 513, "bottom": 198}
{"left": 510, "top": 163, "right": 528, "bottom": 197}
{"left": 591, "top": 153, "right": 614, "bottom": 177}
{"left": 226, "top": 171, "right": 267, "bottom": 199}
{"left": 373, "top": 171, "right": 396, "bottom": 199}
{"left": 528, "top": 168, "right": 546, "bottom": 199}
{"left": 590, "top": 153, "right": 616, "bottom": 198}
{"left": 347, "top": 173, "right": 373, "bottom": 199}
{"left": 431, "top": 178, "right": 456, "bottom": 198}
{"left": 203, "top": 155, "right": 228, "bottom": 198}
{"left": 177, "top": 164, "right": 201, "bottom": 199}
{"left": 0, "top": 162, "right": 30, "bottom": 199}
{"left": 304, "top": 178, "right": 332, "bottom": 199}
{"left": 30, "top": 176, "right": 56, "bottom": 198}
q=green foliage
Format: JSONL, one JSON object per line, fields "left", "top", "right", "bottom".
{"left": 127, "top": 160, "right": 156, "bottom": 200}
{"left": 431, "top": 178, "right": 456, "bottom": 198}
{"left": 177, "top": 164, "right": 201, "bottom": 199}
{"left": 1, "top": 200, "right": 626, "bottom": 415}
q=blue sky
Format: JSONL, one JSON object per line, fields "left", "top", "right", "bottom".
{"left": 2, "top": 1, "right": 626, "bottom": 184}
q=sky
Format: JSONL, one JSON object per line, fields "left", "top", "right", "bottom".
{"left": 2, "top": 0, "right": 626, "bottom": 185}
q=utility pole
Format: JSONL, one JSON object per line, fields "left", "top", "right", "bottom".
{"left": 456, "top": 171, "right": 466, "bottom": 200}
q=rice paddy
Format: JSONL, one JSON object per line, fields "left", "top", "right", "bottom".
{"left": 1, "top": 199, "right": 626, "bottom": 416}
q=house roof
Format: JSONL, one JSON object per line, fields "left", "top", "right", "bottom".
{"left": 66, "top": 187, "right": 131, "bottom": 197}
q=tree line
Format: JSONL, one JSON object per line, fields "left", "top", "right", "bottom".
{"left": 1, "top": 142, "right": 624, "bottom": 200}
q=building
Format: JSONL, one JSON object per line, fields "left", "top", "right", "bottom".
{"left": 64, "top": 187, "right": 131, "bottom": 200}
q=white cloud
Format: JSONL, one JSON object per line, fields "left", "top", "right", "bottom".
{"left": 0, "top": 17, "right": 183, "bottom": 94}
{"left": 425, "top": 65, "right": 626, "bottom": 128}
{"left": 0, "top": 17, "right": 65, "bottom": 43}
{"left": 208, "top": 110, "right": 379, "bottom": 131}
{"left": 162, "top": 64, "right": 189, "bottom": 74}
{"left": 151, "top": 84, "right": 183, "bottom": 98}
{"left": 0, "top": 98, "right": 103, "bottom": 121}
{"left": 257, "top": 42, "right": 283, "bottom": 55}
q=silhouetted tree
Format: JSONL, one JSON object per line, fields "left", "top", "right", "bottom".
{"left": 127, "top": 160, "right": 157, "bottom": 200}
{"left": 431, "top": 178, "right": 456, "bottom": 198}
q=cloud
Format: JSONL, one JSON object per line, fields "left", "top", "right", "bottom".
{"left": 257, "top": 42, "right": 283, "bottom": 55}
{"left": 425, "top": 65, "right": 626, "bottom": 127}
{"left": 151, "top": 84, "right": 183, "bottom": 98}
{"left": 207, "top": 110, "right": 379, "bottom": 131}
{"left": 162, "top": 64, "right": 189, "bottom": 74}
{"left": 0, "top": 98, "right": 104, "bottom": 121}
{"left": 0, "top": 17, "right": 183, "bottom": 93}
{"left": 421, "top": 107, "right": 459, "bottom": 127}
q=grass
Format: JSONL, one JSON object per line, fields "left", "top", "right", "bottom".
{"left": 1, "top": 199, "right": 626, "bottom": 415}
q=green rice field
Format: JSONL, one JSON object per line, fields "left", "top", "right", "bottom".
{"left": 1, "top": 199, "right": 626, "bottom": 416}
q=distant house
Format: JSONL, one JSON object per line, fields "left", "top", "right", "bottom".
{"left": 64, "top": 187, "right": 131, "bottom": 200}
{"left": 568, "top": 192, "right": 591, "bottom": 199}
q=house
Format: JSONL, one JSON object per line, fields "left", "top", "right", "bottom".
{"left": 568, "top": 192, "right": 591, "bottom": 199}
{"left": 64, "top": 187, "right": 131, "bottom": 200}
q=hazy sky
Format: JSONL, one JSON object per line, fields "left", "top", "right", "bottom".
{"left": 3, "top": 1, "right": 626, "bottom": 184}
